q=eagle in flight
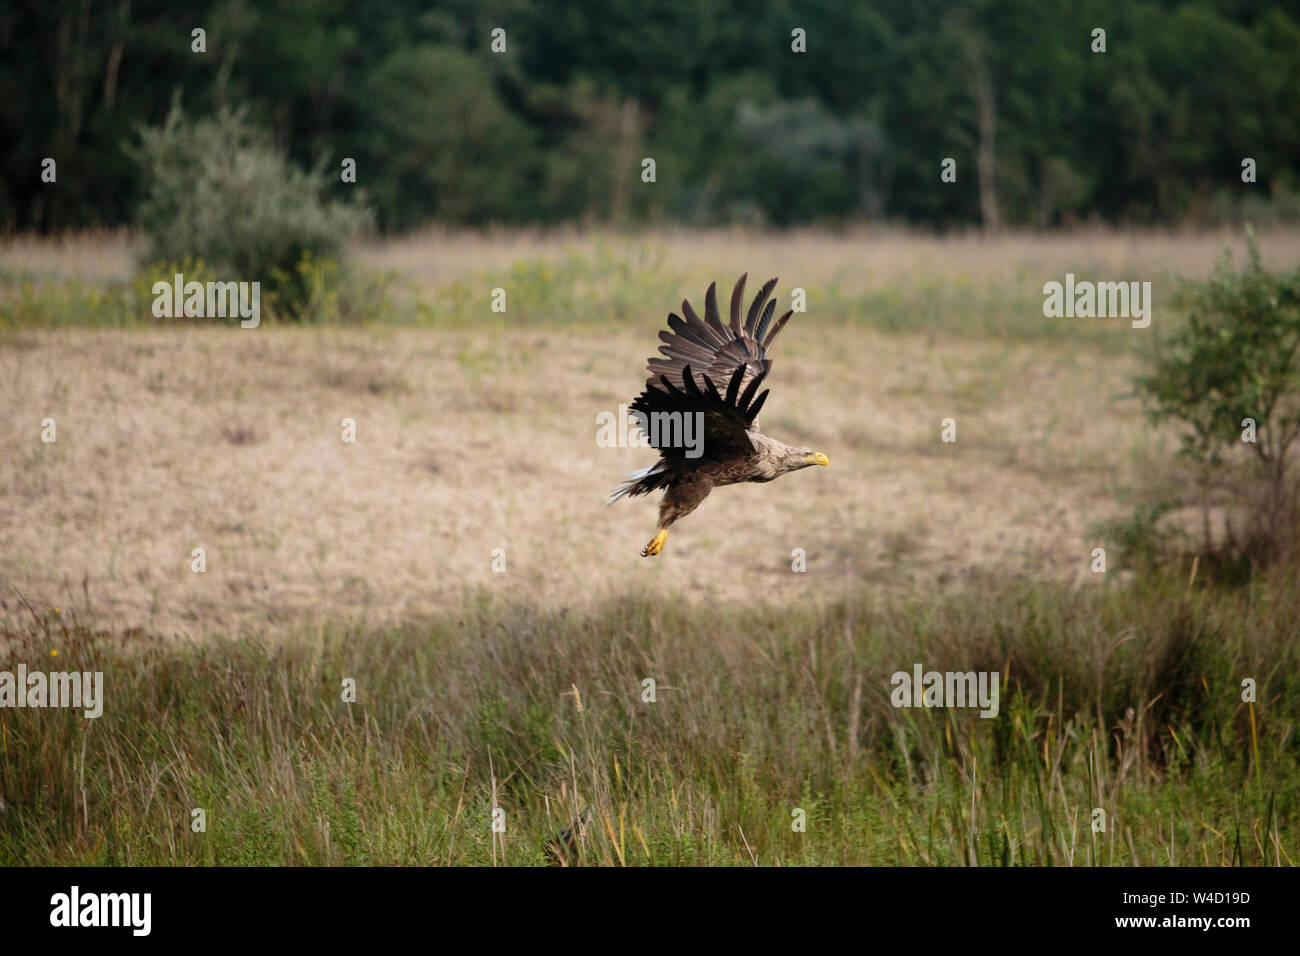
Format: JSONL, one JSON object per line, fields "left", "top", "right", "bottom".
{"left": 606, "top": 274, "right": 829, "bottom": 556}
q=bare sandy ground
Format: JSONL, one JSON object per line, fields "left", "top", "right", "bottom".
{"left": 1, "top": 316, "right": 1154, "bottom": 636}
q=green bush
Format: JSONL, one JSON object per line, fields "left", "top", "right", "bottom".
{"left": 1137, "top": 229, "right": 1300, "bottom": 568}
{"left": 267, "top": 251, "right": 400, "bottom": 325}
{"left": 132, "top": 104, "right": 372, "bottom": 310}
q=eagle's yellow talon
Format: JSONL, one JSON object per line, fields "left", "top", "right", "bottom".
{"left": 642, "top": 529, "right": 668, "bottom": 557}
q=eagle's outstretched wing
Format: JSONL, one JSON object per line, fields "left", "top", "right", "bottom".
{"left": 630, "top": 363, "right": 769, "bottom": 464}
{"left": 645, "top": 274, "right": 793, "bottom": 405}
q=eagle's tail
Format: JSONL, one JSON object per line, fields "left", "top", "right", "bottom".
{"left": 603, "top": 462, "right": 669, "bottom": 507}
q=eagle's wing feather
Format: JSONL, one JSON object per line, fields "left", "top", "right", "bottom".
{"left": 644, "top": 275, "right": 794, "bottom": 406}
{"left": 630, "top": 364, "right": 766, "bottom": 463}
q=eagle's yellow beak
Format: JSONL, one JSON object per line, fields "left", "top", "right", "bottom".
{"left": 805, "top": 452, "right": 830, "bottom": 467}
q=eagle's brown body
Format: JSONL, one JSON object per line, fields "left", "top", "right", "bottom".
{"left": 606, "top": 275, "right": 828, "bottom": 556}
{"left": 652, "top": 431, "right": 795, "bottom": 520}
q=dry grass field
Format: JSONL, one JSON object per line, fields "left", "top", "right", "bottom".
{"left": 8, "top": 227, "right": 1299, "bottom": 635}
{"left": 0, "top": 324, "right": 1147, "bottom": 635}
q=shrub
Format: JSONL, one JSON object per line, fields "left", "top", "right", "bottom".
{"left": 132, "top": 104, "right": 372, "bottom": 310}
{"left": 267, "top": 251, "right": 400, "bottom": 325}
{"left": 1136, "top": 229, "right": 1300, "bottom": 569}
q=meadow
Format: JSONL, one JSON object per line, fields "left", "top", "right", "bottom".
{"left": 1, "top": 228, "right": 1297, "bottom": 865}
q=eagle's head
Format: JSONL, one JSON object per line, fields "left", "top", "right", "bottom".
{"left": 782, "top": 446, "right": 830, "bottom": 473}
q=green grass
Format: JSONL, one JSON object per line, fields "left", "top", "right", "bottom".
{"left": 418, "top": 244, "right": 684, "bottom": 331}
{"left": 0, "top": 273, "right": 140, "bottom": 329}
{"left": 1, "top": 243, "right": 1179, "bottom": 354}
{"left": 2, "top": 568, "right": 1295, "bottom": 866}
{"left": 820, "top": 267, "right": 1181, "bottom": 354}
{"left": 0, "top": 254, "right": 401, "bottom": 329}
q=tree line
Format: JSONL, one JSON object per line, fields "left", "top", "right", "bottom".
{"left": 2, "top": 0, "right": 1298, "bottom": 233}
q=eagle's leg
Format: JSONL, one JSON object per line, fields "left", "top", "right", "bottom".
{"left": 641, "top": 529, "right": 668, "bottom": 557}
{"left": 640, "top": 478, "right": 712, "bottom": 557}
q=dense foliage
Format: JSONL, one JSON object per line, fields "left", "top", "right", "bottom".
{"left": 3, "top": 0, "right": 1299, "bottom": 232}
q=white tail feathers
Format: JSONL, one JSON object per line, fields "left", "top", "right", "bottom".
{"left": 604, "top": 463, "right": 666, "bottom": 507}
